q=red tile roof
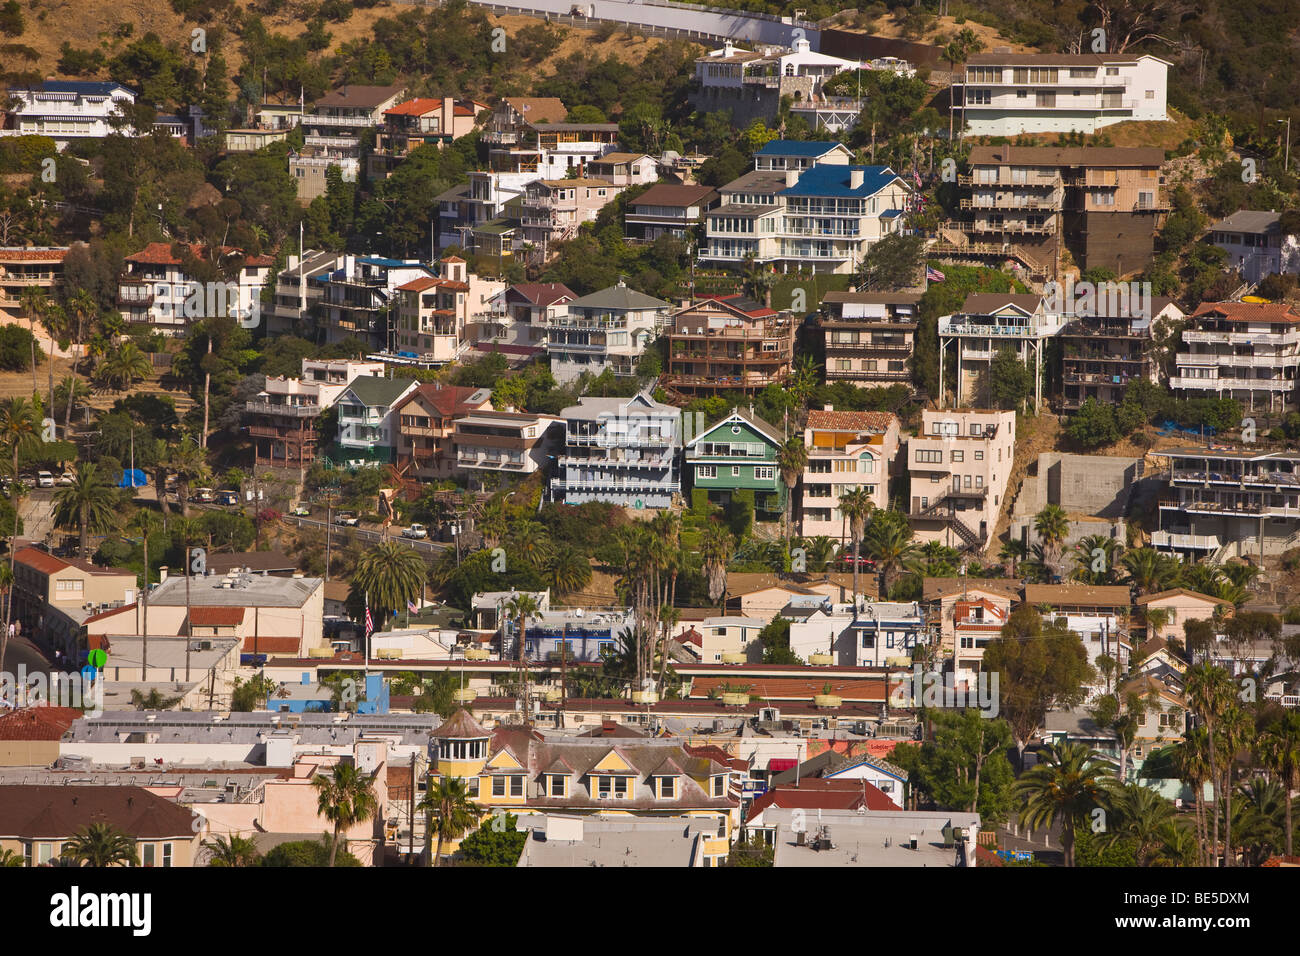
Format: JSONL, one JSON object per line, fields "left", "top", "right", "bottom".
{"left": 0, "top": 707, "right": 80, "bottom": 741}
{"left": 441, "top": 255, "right": 466, "bottom": 263}
{"left": 1192, "top": 301, "right": 1300, "bottom": 324}
{"left": 14, "top": 547, "right": 67, "bottom": 575}
{"left": 684, "top": 744, "right": 748, "bottom": 772}
{"left": 396, "top": 276, "right": 441, "bottom": 292}
{"left": 745, "top": 778, "right": 900, "bottom": 822}
{"left": 126, "top": 241, "right": 262, "bottom": 267}
{"left": 806, "top": 410, "right": 899, "bottom": 433}
{"left": 385, "top": 98, "right": 476, "bottom": 118}
{"left": 399, "top": 383, "right": 491, "bottom": 418}
{"left": 0, "top": 247, "right": 69, "bottom": 262}
{"left": 241, "top": 635, "right": 302, "bottom": 654}
{"left": 188, "top": 606, "right": 245, "bottom": 627}
{"left": 84, "top": 603, "right": 136, "bottom": 626}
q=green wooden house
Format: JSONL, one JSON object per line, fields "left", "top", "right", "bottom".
{"left": 684, "top": 407, "right": 787, "bottom": 520}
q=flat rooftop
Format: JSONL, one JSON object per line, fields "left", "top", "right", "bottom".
{"left": 148, "top": 572, "right": 323, "bottom": 608}
{"left": 765, "top": 808, "right": 981, "bottom": 867}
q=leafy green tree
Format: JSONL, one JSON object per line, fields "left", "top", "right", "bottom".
{"left": 261, "top": 836, "right": 361, "bottom": 867}
{"left": 988, "top": 347, "right": 1031, "bottom": 411}
{"left": 724, "top": 835, "right": 774, "bottom": 866}
{"left": 982, "top": 606, "right": 1095, "bottom": 762}
{"left": 905, "top": 709, "right": 1016, "bottom": 824}
{"left": 231, "top": 673, "right": 278, "bottom": 711}
{"left": 858, "top": 233, "right": 926, "bottom": 291}
{"left": 458, "top": 812, "right": 527, "bottom": 866}
{"left": 758, "top": 616, "right": 802, "bottom": 665}
{"left": 1067, "top": 399, "right": 1119, "bottom": 449}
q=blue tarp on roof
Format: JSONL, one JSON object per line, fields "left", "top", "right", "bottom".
{"left": 119, "top": 468, "right": 148, "bottom": 489}
{"left": 754, "top": 140, "right": 845, "bottom": 157}
{"left": 781, "top": 164, "right": 901, "bottom": 199}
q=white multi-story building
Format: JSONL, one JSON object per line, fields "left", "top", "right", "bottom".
{"left": 799, "top": 409, "right": 901, "bottom": 542}
{"left": 332, "top": 375, "right": 420, "bottom": 468}
{"left": 700, "top": 141, "right": 910, "bottom": 275}
{"left": 1171, "top": 301, "right": 1300, "bottom": 412}
{"left": 543, "top": 281, "right": 671, "bottom": 384}
{"left": 551, "top": 391, "right": 682, "bottom": 509}
{"left": 1209, "top": 210, "right": 1300, "bottom": 284}
{"left": 788, "top": 600, "right": 926, "bottom": 667}
{"left": 117, "top": 242, "right": 273, "bottom": 333}
{"left": 938, "top": 292, "right": 1066, "bottom": 412}
{"left": 1, "top": 81, "right": 136, "bottom": 141}
{"left": 953, "top": 52, "right": 1169, "bottom": 137}
{"left": 907, "top": 408, "right": 1016, "bottom": 551}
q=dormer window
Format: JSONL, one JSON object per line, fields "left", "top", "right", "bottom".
{"left": 711, "top": 775, "right": 726, "bottom": 797}
{"left": 658, "top": 776, "right": 677, "bottom": 799}
{"left": 596, "top": 776, "right": 630, "bottom": 799}
{"left": 546, "top": 774, "right": 568, "bottom": 797}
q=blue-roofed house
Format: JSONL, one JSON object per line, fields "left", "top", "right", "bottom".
{"left": 701, "top": 142, "right": 911, "bottom": 274}
{"left": 2, "top": 80, "right": 137, "bottom": 141}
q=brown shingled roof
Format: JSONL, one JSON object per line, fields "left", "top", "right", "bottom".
{"left": 0, "top": 707, "right": 80, "bottom": 741}
{"left": 0, "top": 785, "right": 197, "bottom": 839}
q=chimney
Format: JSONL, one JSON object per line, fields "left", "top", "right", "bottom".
{"left": 159, "top": 566, "right": 169, "bottom": 583}
{"left": 823, "top": 404, "right": 834, "bottom": 411}
{"left": 850, "top": 168, "right": 865, "bottom": 190}
{"left": 785, "top": 168, "right": 800, "bottom": 188}
{"left": 442, "top": 96, "right": 454, "bottom": 133}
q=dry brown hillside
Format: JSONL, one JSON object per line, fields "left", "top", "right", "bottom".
{"left": 9, "top": 2, "right": 678, "bottom": 83}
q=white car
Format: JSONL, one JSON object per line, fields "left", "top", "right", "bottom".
{"left": 402, "top": 523, "right": 428, "bottom": 539}
{"left": 334, "top": 513, "right": 359, "bottom": 527}
{"left": 57, "top": 472, "right": 74, "bottom": 486}
{"left": 291, "top": 504, "right": 311, "bottom": 517}
{"left": 36, "top": 471, "right": 54, "bottom": 488}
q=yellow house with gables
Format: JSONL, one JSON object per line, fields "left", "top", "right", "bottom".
{"left": 428, "top": 709, "right": 740, "bottom": 865}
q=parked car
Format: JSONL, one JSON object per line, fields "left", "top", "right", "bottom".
{"left": 57, "top": 472, "right": 74, "bottom": 486}
{"left": 402, "top": 523, "right": 428, "bottom": 539}
{"left": 36, "top": 471, "right": 54, "bottom": 488}
{"left": 334, "top": 513, "right": 359, "bottom": 526}
{"left": 290, "top": 504, "right": 311, "bottom": 517}
{"left": 217, "top": 491, "right": 238, "bottom": 506}
{"left": 191, "top": 488, "right": 216, "bottom": 503}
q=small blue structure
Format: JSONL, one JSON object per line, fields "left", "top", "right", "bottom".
{"left": 119, "top": 468, "right": 148, "bottom": 488}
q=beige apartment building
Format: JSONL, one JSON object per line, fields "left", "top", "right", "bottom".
{"left": 942, "top": 145, "right": 1166, "bottom": 279}
{"left": 12, "top": 548, "right": 138, "bottom": 658}
{"left": 800, "top": 409, "right": 902, "bottom": 541}
{"left": 907, "top": 408, "right": 1016, "bottom": 550}
{"left": 1172, "top": 301, "right": 1300, "bottom": 412}
{"left": 818, "top": 291, "right": 920, "bottom": 391}
{"left": 451, "top": 409, "right": 564, "bottom": 478}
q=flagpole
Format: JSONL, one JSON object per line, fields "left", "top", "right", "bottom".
{"left": 364, "top": 590, "right": 370, "bottom": 683}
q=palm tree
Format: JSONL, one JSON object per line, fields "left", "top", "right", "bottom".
{"left": 546, "top": 547, "right": 592, "bottom": 598}
{"left": 1014, "top": 741, "right": 1114, "bottom": 867}
{"left": 507, "top": 519, "right": 554, "bottom": 570}
{"left": 505, "top": 591, "right": 543, "bottom": 701}
{"left": 352, "top": 541, "right": 427, "bottom": 630}
{"left": 700, "top": 523, "right": 734, "bottom": 617}
{"left": 837, "top": 487, "right": 875, "bottom": 603}
{"left": 64, "top": 289, "right": 96, "bottom": 432}
{"left": 1185, "top": 662, "right": 1237, "bottom": 866}
{"left": 60, "top": 823, "right": 139, "bottom": 867}
{"left": 19, "top": 286, "right": 47, "bottom": 397}
{"left": 52, "top": 462, "right": 120, "bottom": 558}
{"left": 0, "top": 397, "right": 38, "bottom": 670}
{"left": 312, "top": 761, "right": 379, "bottom": 867}
{"left": 418, "top": 775, "right": 479, "bottom": 867}
{"left": 165, "top": 439, "right": 207, "bottom": 519}
{"left": 776, "top": 436, "right": 807, "bottom": 568}
{"left": 1165, "top": 727, "right": 1213, "bottom": 865}
{"left": 1101, "top": 782, "right": 1178, "bottom": 866}
{"left": 94, "top": 340, "right": 153, "bottom": 392}
{"left": 788, "top": 355, "right": 820, "bottom": 420}
{"left": 999, "top": 538, "right": 1027, "bottom": 577}
{"left": 1258, "top": 712, "right": 1300, "bottom": 856}
{"left": 862, "top": 511, "right": 918, "bottom": 599}
{"left": 1122, "top": 547, "right": 1181, "bottom": 596}
{"left": 127, "top": 509, "right": 162, "bottom": 672}
{"left": 1070, "top": 534, "right": 1122, "bottom": 585}
{"left": 203, "top": 834, "right": 260, "bottom": 867}
{"left": 1032, "top": 504, "right": 1070, "bottom": 580}
{"left": 1152, "top": 820, "right": 1198, "bottom": 867}
{"left": 0, "top": 847, "right": 23, "bottom": 867}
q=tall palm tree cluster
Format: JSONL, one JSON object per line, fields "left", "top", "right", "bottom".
{"left": 1016, "top": 683, "right": 1300, "bottom": 867}
{"left": 612, "top": 512, "right": 685, "bottom": 693}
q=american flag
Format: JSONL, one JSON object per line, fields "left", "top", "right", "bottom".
{"left": 364, "top": 606, "right": 374, "bottom": 636}
{"left": 926, "top": 266, "right": 946, "bottom": 282}
{"left": 408, "top": 600, "right": 419, "bottom": 613}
